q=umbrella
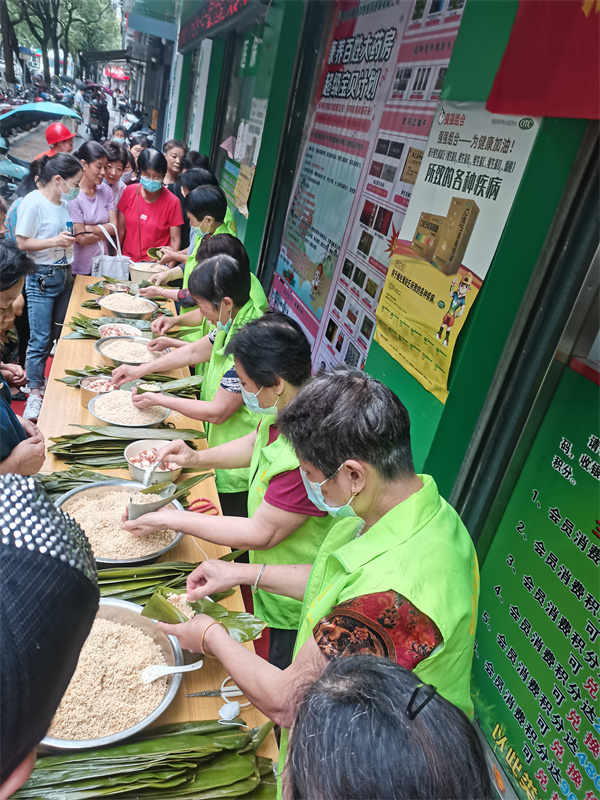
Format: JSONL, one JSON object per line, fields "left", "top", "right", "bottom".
{"left": 60, "top": 74, "right": 74, "bottom": 84}
{"left": 76, "top": 79, "right": 86, "bottom": 89}
{"left": 0, "top": 102, "right": 81, "bottom": 136}
{"left": 84, "top": 83, "right": 114, "bottom": 96}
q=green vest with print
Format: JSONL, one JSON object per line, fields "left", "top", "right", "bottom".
{"left": 200, "top": 296, "right": 265, "bottom": 494}
{"left": 247, "top": 417, "right": 336, "bottom": 630}
{"left": 276, "top": 475, "right": 479, "bottom": 796}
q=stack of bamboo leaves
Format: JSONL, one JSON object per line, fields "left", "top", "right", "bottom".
{"left": 63, "top": 314, "right": 153, "bottom": 339}
{"left": 57, "top": 368, "right": 203, "bottom": 399}
{"left": 14, "top": 720, "right": 277, "bottom": 799}
{"left": 48, "top": 426, "right": 205, "bottom": 469}
{"left": 38, "top": 468, "right": 213, "bottom": 506}
{"left": 97, "top": 554, "right": 244, "bottom": 605}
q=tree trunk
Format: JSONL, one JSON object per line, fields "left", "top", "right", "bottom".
{"left": 42, "top": 46, "right": 50, "bottom": 84}
{"left": 0, "top": 0, "right": 15, "bottom": 85}
{"left": 53, "top": 36, "right": 61, "bottom": 78}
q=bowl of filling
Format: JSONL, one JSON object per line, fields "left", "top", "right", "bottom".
{"left": 40, "top": 597, "right": 183, "bottom": 751}
{"left": 98, "top": 293, "right": 158, "bottom": 320}
{"left": 54, "top": 480, "right": 185, "bottom": 566}
{"left": 124, "top": 439, "right": 183, "bottom": 484}
{"left": 95, "top": 336, "right": 167, "bottom": 367}
{"left": 103, "top": 282, "right": 130, "bottom": 295}
{"left": 129, "top": 261, "right": 164, "bottom": 284}
{"left": 97, "top": 323, "right": 143, "bottom": 339}
{"left": 79, "top": 375, "right": 116, "bottom": 408}
{"left": 88, "top": 390, "right": 170, "bottom": 428}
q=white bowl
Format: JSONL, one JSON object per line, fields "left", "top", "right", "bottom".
{"left": 98, "top": 323, "right": 143, "bottom": 338}
{"left": 40, "top": 598, "right": 183, "bottom": 751}
{"left": 98, "top": 294, "right": 157, "bottom": 320}
{"left": 129, "top": 262, "right": 163, "bottom": 284}
{"left": 88, "top": 393, "right": 170, "bottom": 428}
{"left": 125, "top": 439, "right": 182, "bottom": 484}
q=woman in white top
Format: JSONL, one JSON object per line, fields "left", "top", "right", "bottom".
{"left": 15, "top": 154, "right": 82, "bottom": 420}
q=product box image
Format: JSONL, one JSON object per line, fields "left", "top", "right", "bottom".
{"left": 433, "top": 197, "right": 479, "bottom": 275}
{"left": 400, "top": 147, "right": 423, "bottom": 184}
{"left": 410, "top": 212, "right": 446, "bottom": 261}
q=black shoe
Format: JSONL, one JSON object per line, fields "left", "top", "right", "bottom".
{"left": 11, "top": 390, "right": 27, "bottom": 402}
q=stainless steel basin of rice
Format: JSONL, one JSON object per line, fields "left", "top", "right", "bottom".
{"left": 41, "top": 598, "right": 183, "bottom": 751}
{"left": 55, "top": 480, "right": 184, "bottom": 567}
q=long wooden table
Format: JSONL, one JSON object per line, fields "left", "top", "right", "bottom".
{"left": 38, "top": 275, "right": 277, "bottom": 760}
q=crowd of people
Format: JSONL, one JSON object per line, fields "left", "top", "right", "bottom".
{"left": 0, "top": 119, "right": 495, "bottom": 799}
{"left": 1, "top": 119, "right": 231, "bottom": 423}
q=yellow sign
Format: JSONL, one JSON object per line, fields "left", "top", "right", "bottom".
{"left": 151, "top": 109, "right": 158, "bottom": 131}
{"left": 374, "top": 243, "right": 480, "bottom": 403}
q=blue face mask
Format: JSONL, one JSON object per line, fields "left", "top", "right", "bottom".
{"left": 140, "top": 176, "right": 162, "bottom": 192}
{"left": 113, "top": 136, "right": 126, "bottom": 143}
{"left": 240, "top": 384, "right": 279, "bottom": 416}
{"left": 60, "top": 178, "right": 79, "bottom": 202}
{"left": 216, "top": 302, "right": 232, "bottom": 334}
{"left": 300, "top": 466, "right": 358, "bottom": 518}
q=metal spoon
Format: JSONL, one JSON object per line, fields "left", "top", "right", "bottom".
{"left": 141, "top": 658, "right": 204, "bottom": 684}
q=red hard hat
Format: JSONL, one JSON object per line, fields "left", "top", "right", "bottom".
{"left": 45, "top": 122, "right": 75, "bottom": 146}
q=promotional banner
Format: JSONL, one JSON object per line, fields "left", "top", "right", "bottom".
{"left": 374, "top": 100, "right": 540, "bottom": 402}
{"left": 471, "top": 365, "right": 600, "bottom": 800}
{"left": 270, "top": 0, "right": 464, "bottom": 363}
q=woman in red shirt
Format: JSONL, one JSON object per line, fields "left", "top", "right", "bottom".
{"left": 117, "top": 149, "right": 183, "bottom": 261}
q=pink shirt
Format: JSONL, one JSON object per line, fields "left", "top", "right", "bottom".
{"left": 69, "top": 183, "right": 116, "bottom": 275}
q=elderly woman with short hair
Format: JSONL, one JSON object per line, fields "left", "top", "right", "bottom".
{"left": 158, "top": 366, "right": 479, "bottom": 791}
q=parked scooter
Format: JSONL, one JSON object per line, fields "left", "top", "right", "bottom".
{"left": 0, "top": 137, "right": 28, "bottom": 198}
{"left": 87, "top": 103, "right": 102, "bottom": 142}
{"left": 123, "top": 111, "right": 155, "bottom": 146}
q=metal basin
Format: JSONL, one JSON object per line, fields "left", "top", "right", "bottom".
{"left": 55, "top": 480, "right": 184, "bottom": 567}
{"left": 40, "top": 598, "right": 183, "bottom": 751}
{"left": 87, "top": 393, "right": 170, "bottom": 428}
{"left": 98, "top": 294, "right": 158, "bottom": 320}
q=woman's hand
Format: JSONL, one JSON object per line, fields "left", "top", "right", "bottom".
{"left": 112, "top": 364, "right": 144, "bottom": 387}
{"left": 139, "top": 285, "right": 165, "bottom": 299}
{"left": 19, "top": 416, "right": 43, "bottom": 441}
{"left": 1, "top": 363, "right": 26, "bottom": 387}
{"left": 3, "top": 435, "right": 45, "bottom": 476}
{"left": 131, "top": 389, "right": 168, "bottom": 409}
{"left": 151, "top": 315, "right": 176, "bottom": 336}
{"left": 53, "top": 232, "right": 75, "bottom": 249}
{"left": 156, "top": 439, "right": 201, "bottom": 469}
{"left": 157, "top": 613, "right": 219, "bottom": 654}
{"left": 146, "top": 336, "right": 172, "bottom": 353}
{"left": 186, "top": 559, "right": 242, "bottom": 601}
{"left": 121, "top": 509, "right": 170, "bottom": 536}
{"left": 157, "top": 248, "right": 178, "bottom": 266}
{"left": 150, "top": 269, "right": 173, "bottom": 286}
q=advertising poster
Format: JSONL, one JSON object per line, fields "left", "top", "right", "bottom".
{"left": 271, "top": 0, "right": 408, "bottom": 345}
{"left": 471, "top": 366, "right": 599, "bottom": 800}
{"left": 270, "top": 0, "right": 465, "bottom": 366}
{"left": 374, "top": 100, "right": 540, "bottom": 402}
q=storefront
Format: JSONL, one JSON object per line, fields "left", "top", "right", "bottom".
{"left": 170, "top": 2, "right": 598, "bottom": 798}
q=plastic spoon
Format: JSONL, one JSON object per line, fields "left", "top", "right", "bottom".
{"left": 141, "top": 658, "right": 204, "bottom": 684}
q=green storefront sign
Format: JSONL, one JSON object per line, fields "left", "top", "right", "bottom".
{"left": 472, "top": 366, "right": 599, "bottom": 800}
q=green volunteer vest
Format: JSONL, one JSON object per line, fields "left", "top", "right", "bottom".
{"left": 200, "top": 295, "right": 265, "bottom": 494}
{"left": 180, "top": 224, "right": 230, "bottom": 346}
{"left": 276, "top": 475, "right": 479, "bottom": 795}
{"left": 247, "top": 418, "right": 335, "bottom": 630}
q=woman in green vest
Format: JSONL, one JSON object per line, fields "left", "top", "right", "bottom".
{"left": 122, "top": 313, "right": 337, "bottom": 668}
{"left": 156, "top": 366, "right": 480, "bottom": 794}
{"left": 111, "top": 253, "right": 265, "bottom": 516}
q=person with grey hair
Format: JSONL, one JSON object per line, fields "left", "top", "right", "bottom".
{"left": 157, "top": 365, "right": 480, "bottom": 797}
